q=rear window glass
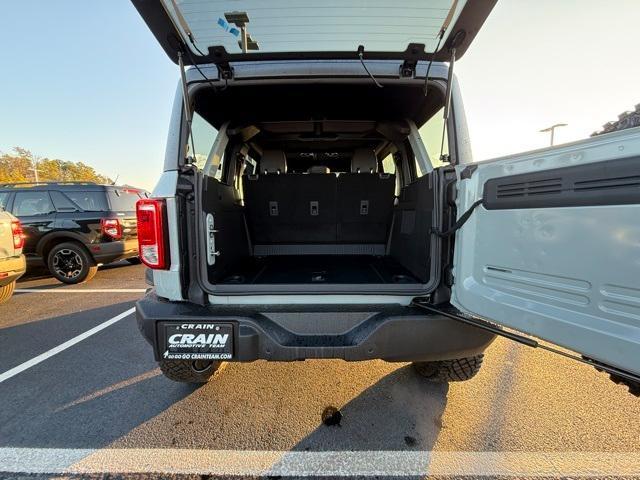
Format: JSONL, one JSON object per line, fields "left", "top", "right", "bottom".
{"left": 12, "top": 191, "right": 55, "bottom": 216}
{"left": 169, "top": 0, "right": 465, "bottom": 57}
{"left": 64, "top": 191, "right": 109, "bottom": 212}
{"left": 419, "top": 106, "right": 449, "bottom": 169}
{"left": 50, "top": 191, "right": 80, "bottom": 211}
{"left": 191, "top": 111, "right": 220, "bottom": 173}
{"left": 107, "top": 190, "right": 145, "bottom": 212}
{"left": 0, "top": 192, "right": 9, "bottom": 210}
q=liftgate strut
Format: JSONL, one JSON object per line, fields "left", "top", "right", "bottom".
{"left": 411, "top": 300, "right": 640, "bottom": 396}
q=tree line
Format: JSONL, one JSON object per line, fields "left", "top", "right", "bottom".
{"left": 0, "top": 147, "right": 112, "bottom": 185}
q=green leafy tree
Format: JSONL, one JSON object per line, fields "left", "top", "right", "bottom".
{"left": 0, "top": 147, "right": 112, "bottom": 184}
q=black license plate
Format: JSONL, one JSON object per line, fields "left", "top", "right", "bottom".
{"left": 162, "top": 323, "right": 233, "bottom": 360}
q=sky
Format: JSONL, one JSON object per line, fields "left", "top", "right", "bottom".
{"left": 1, "top": 1, "right": 638, "bottom": 190}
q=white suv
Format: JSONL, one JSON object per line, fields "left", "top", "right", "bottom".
{"left": 131, "top": 0, "right": 640, "bottom": 395}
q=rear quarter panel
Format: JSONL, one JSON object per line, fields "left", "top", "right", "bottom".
{"left": 0, "top": 211, "right": 18, "bottom": 259}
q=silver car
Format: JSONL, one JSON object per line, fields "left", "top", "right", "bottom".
{"left": 0, "top": 206, "right": 26, "bottom": 304}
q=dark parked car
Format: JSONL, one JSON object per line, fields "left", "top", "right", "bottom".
{"left": 0, "top": 182, "right": 147, "bottom": 284}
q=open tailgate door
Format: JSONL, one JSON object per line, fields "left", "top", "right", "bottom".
{"left": 451, "top": 127, "right": 640, "bottom": 388}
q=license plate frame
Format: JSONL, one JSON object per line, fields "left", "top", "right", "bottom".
{"left": 161, "top": 322, "right": 233, "bottom": 361}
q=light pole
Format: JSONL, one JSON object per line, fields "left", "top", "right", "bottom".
{"left": 539, "top": 123, "right": 568, "bottom": 146}
{"left": 30, "top": 159, "right": 40, "bottom": 183}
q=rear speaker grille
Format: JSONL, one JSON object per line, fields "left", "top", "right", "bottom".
{"left": 574, "top": 175, "right": 640, "bottom": 191}
{"left": 496, "top": 178, "right": 562, "bottom": 198}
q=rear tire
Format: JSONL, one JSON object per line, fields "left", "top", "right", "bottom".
{"left": 47, "top": 242, "right": 98, "bottom": 284}
{"left": 0, "top": 281, "right": 16, "bottom": 304}
{"left": 159, "top": 359, "right": 222, "bottom": 384}
{"left": 412, "top": 354, "right": 484, "bottom": 383}
{"left": 126, "top": 257, "right": 142, "bottom": 265}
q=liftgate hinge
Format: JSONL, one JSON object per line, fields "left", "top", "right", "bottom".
{"left": 399, "top": 59, "right": 417, "bottom": 78}
{"left": 217, "top": 61, "right": 234, "bottom": 80}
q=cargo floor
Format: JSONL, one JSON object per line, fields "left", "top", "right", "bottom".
{"left": 218, "top": 255, "right": 421, "bottom": 285}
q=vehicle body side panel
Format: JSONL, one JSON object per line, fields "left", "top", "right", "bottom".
{"left": 0, "top": 211, "right": 18, "bottom": 259}
{"left": 0, "top": 210, "right": 26, "bottom": 286}
{"left": 451, "top": 75, "right": 473, "bottom": 165}
{"left": 163, "top": 83, "right": 184, "bottom": 172}
{"left": 151, "top": 171, "right": 184, "bottom": 301}
{"left": 0, "top": 254, "right": 26, "bottom": 287}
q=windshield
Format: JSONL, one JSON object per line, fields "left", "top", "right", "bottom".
{"left": 162, "top": 0, "right": 465, "bottom": 56}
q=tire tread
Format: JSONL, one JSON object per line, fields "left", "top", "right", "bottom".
{"left": 0, "top": 281, "right": 16, "bottom": 304}
{"left": 159, "top": 360, "right": 221, "bottom": 384}
{"left": 413, "top": 354, "right": 484, "bottom": 383}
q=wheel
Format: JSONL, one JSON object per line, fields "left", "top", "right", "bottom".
{"left": 47, "top": 242, "right": 98, "bottom": 284}
{"left": 159, "top": 359, "right": 222, "bottom": 384}
{"left": 126, "top": 257, "right": 142, "bottom": 265}
{"left": 412, "top": 354, "right": 484, "bottom": 383}
{"left": 0, "top": 281, "right": 16, "bottom": 304}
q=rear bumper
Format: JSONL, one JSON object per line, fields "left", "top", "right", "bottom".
{"left": 0, "top": 254, "right": 26, "bottom": 287}
{"left": 91, "top": 238, "right": 138, "bottom": 264}
{"left": 136, "top": 291, "right": 496, "bottom": 362}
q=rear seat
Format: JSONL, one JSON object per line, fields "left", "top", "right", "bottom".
{"left": 289, "top": 168, "right": 337, "bottom": 243}
{"left": 243, "top": 151, "right": 337, "bottom": 244}
{"left": 336, "top": 149, "right": 396, "bottom": 243}
{"left": 244, "top": 149, "right": 395, "bottom": 246}
{"left": 243, "top": 150, "right": 292, "bottom": 244}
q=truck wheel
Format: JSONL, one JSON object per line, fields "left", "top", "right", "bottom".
{"left": 412, "top": 354, "right": 484, "bottom": 382}
{"left": 159, "top": 360, "right": 222, "bottom": 384}
{"left": 48, "top": 242, "right": 98, "bottom": 284}
{"left": 0, "top": 281, "right": 16, "bottom": 304}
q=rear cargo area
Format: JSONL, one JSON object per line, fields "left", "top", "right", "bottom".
{"left": 190, "top": 81, "right": 446, "bottom": 295}
{"left": 200, "top": 168, "right": 437, "bottom": 293}
{"left": 218, "top": 255, "right": 419, "bottom": 285}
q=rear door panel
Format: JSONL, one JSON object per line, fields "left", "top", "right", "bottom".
{"left": 451, "top": 127, "right": 640, "bottom": 376}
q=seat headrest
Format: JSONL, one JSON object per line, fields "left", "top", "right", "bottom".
{"left": 261, "top": 150, "right": 287, "bottom": 174}
{"left": 307, "top": 165, "right": 331, "bottom": 174}
{"left": 351, "top": 149, "right": 378, "bottom": 173}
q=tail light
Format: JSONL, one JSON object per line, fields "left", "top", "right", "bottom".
{"left": 136, "top": 198, "right": 168, "bottom": 269}
{"left": 101, "top": 218, "right": 122, "bottom": 240}
{"left": 11, "top": 220, "right": 25, "bottom": 250}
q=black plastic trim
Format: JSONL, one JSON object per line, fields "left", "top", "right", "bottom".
{"left": 136, "top": 292, "right": 496, "bottom": 362}
{"left": 483, "top": 156, "right": 640, "bottom": 210}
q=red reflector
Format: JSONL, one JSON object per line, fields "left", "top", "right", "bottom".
{"left": 11, "top": 220, "right": 25, "bottom": 250}
{"left": 101, "top": 218, "right": 122, "bottom": 240}
{"left": 136, "top": 198, "right": 168, "bottom": 269}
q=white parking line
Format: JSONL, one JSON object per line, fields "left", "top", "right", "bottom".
{"left": 15, "top": 288, "right": 146, "bottom": 293}
{"left": 0, "top": 307, "right": 135, "bottom": 384}
{"left": 0, "top": 449, "right": 639, "bottom": 476}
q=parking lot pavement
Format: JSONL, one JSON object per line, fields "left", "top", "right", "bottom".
{"left": 1, "top": 263, "right": 640, "bottom": 478}
{"left": 14, "top": 260, "right": 147, "bottom": 293}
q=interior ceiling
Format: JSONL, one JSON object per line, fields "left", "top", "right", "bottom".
{"left": 194, "top": 82, "right": 445, "bottom": 131}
